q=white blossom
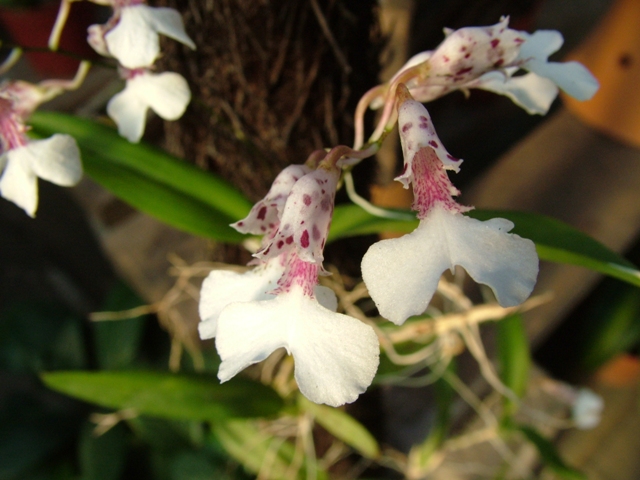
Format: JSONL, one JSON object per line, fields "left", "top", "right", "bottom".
{"left": 384, "top": 17, "right": 598, "bottom": 115}
{"left": 361, "top": 93, "right": 538, "bottom": 325}
{"left": 89, "top": 1, "right": 196, "bottom": 69}
{"left": 107, "top": 68, "right": 190, "bottom": 143}
{"left": 0, "top": 82, "right": 82, "bottom": 217}
{"left": 200, "top": 165, "right": 379, "bottom": 406}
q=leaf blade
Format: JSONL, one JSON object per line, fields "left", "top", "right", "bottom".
{"left": 41, "top": 371, "right": 283, "bottom": 421}
{"left": 28, "top": 111, "right": 253, "bottom": 221}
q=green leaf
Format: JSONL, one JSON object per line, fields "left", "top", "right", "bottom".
{"left": 297, "top": 395, "right": 379, "bottom": 459}
{"left": 212, "top": 420, "right": 327, "bottom": 480}
{"left": 29, "top": 112, "right": 252, "bottom": 220}
{"left": 93, "top": 281, "right": 147, "bottom": 370}
{"left": 329, "top": 204, "right": 417, "bottom": 241}
{"left": 497, "top": 315, "right": 530, "bottom": 416}
{"left": 78, "top": 421, "right": 128, "bottom": 480}
{"left": 574, "top": 280, "right": 640, "bottom": 373}
{"left": 409, "top": 363, "right": 455, "bottom": 471}
{"left": 82, "top": 154, "right": 245, "bottom": 242}
{"left": 329, "top": 205, "right": 640, "bottom": 287}
{"left": 41, "top": 371, "right": 283, "bottom": 421}
{"left": 518, "top": 426, "right": 586, "bottom": 480}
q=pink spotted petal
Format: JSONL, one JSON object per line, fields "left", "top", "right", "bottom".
{"left": 232, "top": 164, "right": 311, "bottom": 236}
{"left": 396, "top": 98, "right": 462, "bottom": 189}
{"left": 427, "top": 17, "right": 525, "bottom": 85}
{"left": 256, "top": 167, "right": 338, "bottom": 266}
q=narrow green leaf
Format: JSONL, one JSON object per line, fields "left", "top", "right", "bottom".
{"left": 575, "top": 280, "right": 640, "bottom": 373}
{"left": 409, "top": 363, "right": 455, "bottom": 471}
{"left": 329, "top": 205, "right": 640, "bottom": 287}
{"left": 518, "top": 426, "right": 586, "bottom": 480}
{"left": 329, "top": 204, "right": 417, "bottom": 241}
{"left": 82, "top": 154, "right": 244, "bottom": 243}
{"left": 41, "top": 371, "right": 283, "bottom": 421}
{"left": 298, "top": 395, "right": 379, "bottom": 459}
{"left": 497, "top": 315, "right": 530, "bottom": 417}
{"left": 78, "top": 421, "right": 128, "bottom": 480}
{"left": 29, "top": 111, "right": 252, "bottom": 220}
{"left": 212, "top": 420, "right": 327, "bottom": 480}
{"left": 93, "top": 281, "right": 146, "bottom": 370}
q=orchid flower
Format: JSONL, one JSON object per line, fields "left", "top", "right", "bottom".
{"left": 0, "top": 80, "right": 82, "bottom": 217}
{"left": 107, "top": 67, "right": 191, "bottom": 143}
{"left": 87, "top": 0, "right": 196, "bottom": 69}
{"left": 398, "top": 17, "right": 597, "bottom": 109}
{"left": 361, "top": 86, "right": 538, "bottom": 325}
{"left": 356, "top": 17, "right": 598, "bottom": 148}
{"left": 200, "top": 163, "right": 379, "bottom": 407}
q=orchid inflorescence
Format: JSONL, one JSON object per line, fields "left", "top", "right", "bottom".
{"left": 0, "top": 0, "right": 194, "bottom": 216}
{"left": 0, "top": 7, "right": 598, "bottom": 409}
{"left": 198, "top": 17, "right": 598, "bottom": 406}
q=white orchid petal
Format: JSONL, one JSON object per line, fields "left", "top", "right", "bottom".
{"left": 134, "top": 72, "right": 191, "bottom": 120}
{"left": 362, "top": 205, "right": 538, "bottom": 325}
{"left": 216, "top": 290, "right": 379, "bottom": 407}
{"left": 24, "top": 135, "right": 82, "bottom": 186}
{"left": 572, "top": 388, "right": 604, "bottom": 430}
{"left": 0, "top": 150, "right": 38, "bottom": 216}
{"left": 216, "top": 298, "right": 289, "bottom": 382}
{"left": 144, "top": 6, "right": 196, "bottom": 50}
{"left": 198, "top": 261, "right": 284, "bottom": 340}
{"left": 517, "top": 30, "right": 563, "bottom": 61}
{"left": 87, "top": 23, "right": 110, "bottom": 57}
{"left": 107, "top": 84, "right": 148, "bottom": 143}
{"left": 524, "top": 60, "right": 599, "bottom": 101}
{"left": 314, "top": 285, "right": 338, "bottom": 312}
{"left": 474, "top": 71, "right": 559, "bottom": 114}
{"left": 105, "top": 5, "right": 160, "bottom": 68}
{"left": 428, "top": 18, "right": 525, "bottom": 84}
{"left": 289, "top": 297, "right": 379, "bottom": 407}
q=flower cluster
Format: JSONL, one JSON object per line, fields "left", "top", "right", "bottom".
{"left": 199, "top": 160, "right": 379, "bottom": 407}
{"left": 0, "top": 1, "right": 195, "bottom": 215}
{"left": 0, "top": 78, "right": 83, "bottom": 216}
{"left": 49, "top": 0, "right": 195, "bottom": 142}
{"left": 199, "top": 18, "right": 597, "bottom": 406}
{"left": 85, "top": 0, "right": 195, "bottom": 142}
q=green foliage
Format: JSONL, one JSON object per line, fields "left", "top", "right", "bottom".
{"left": 576, "top": 280, "right": 640, "bottom": 373}
{"left": 211, "top": 419, "right": 327, "bottom": 480}
{"left": 41, "top": 370, "right": 284, "bottom": 422}
{"left": 518, "top": 426, "right": 586, "bottom": 480}
{"left": 93, "top": 282, "right": 147, "bottom": 370}
{"left": 78, "top": 422, "right": 129, "bottom": 480}
{"left": 408, "top": 363, "right": 455, "bottom": 472}
{"left": 298, "top": 395, "right": 379, "bottom": 459}
{"left": 29, "top": 112, "right": 252, "bottom": 243}
{"left": 497, "top": 315, "right": 530, "bottom": 416}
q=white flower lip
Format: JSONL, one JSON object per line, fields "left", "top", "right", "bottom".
{"left": 105, "top": 5, "right": 196, "bottom": 69}
{"left": 215, "top": 286, "right": 379, "bottom": 407}
{"left": 107, "top": 70, "right": 191, "bottom": 143}
{"left": 362, "top": 204, "right": 539, "bottom": 325}
{"left": 0, "top": 134, "right": 82, "bottom": 217}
